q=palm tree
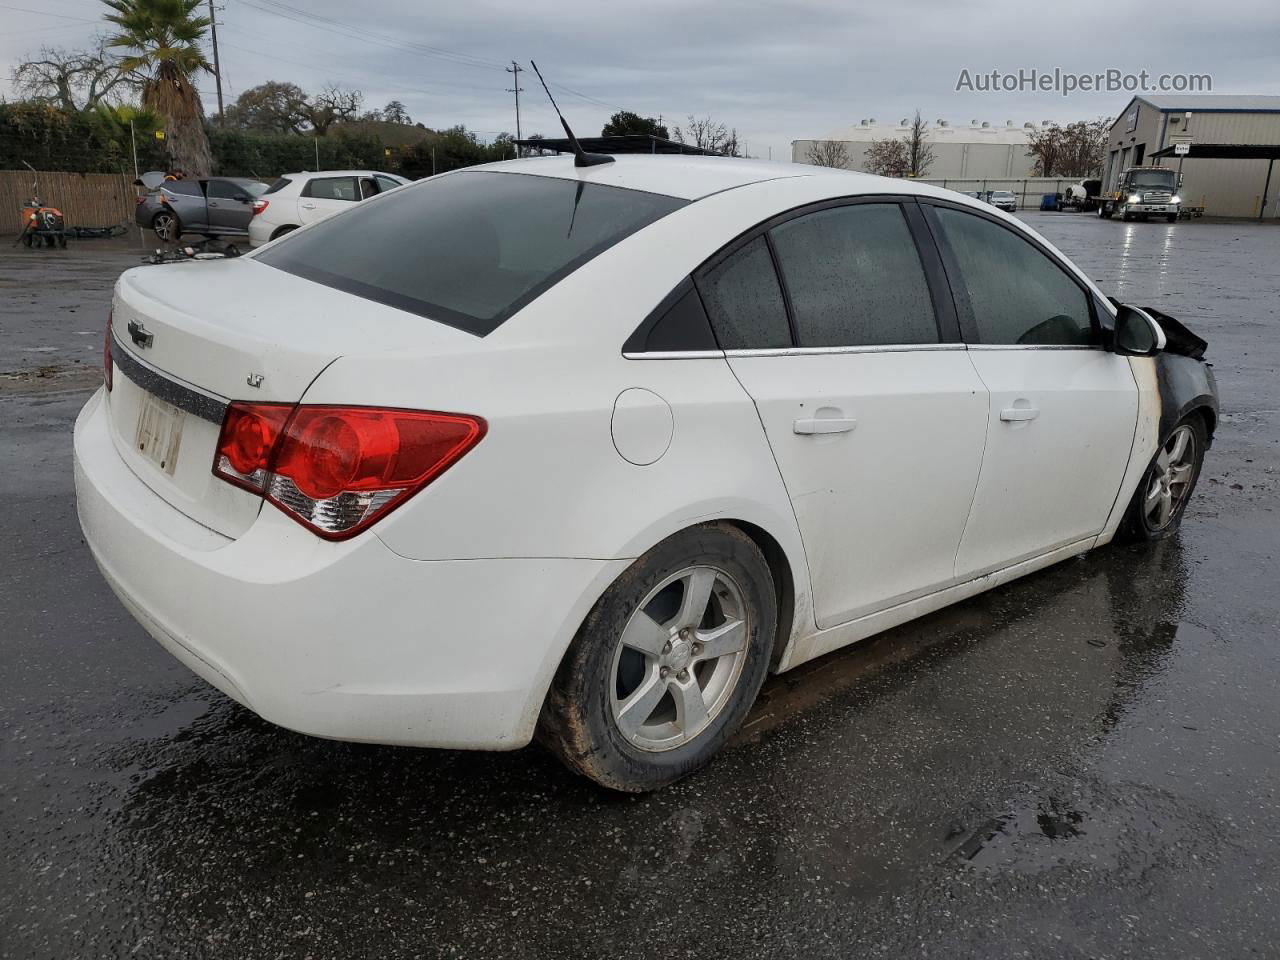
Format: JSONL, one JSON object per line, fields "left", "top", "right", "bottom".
{"left": 102, "top": 0, "right": 213, "bottom": 176}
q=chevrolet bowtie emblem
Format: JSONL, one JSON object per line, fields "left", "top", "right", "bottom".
{"left": 126, "top": 320, "right": 153, "bottom": 348}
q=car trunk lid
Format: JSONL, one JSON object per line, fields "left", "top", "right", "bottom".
{"left": 106, "top": 257, "right": 476, "bottom": 538}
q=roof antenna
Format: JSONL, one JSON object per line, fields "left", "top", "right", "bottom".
{"left": 529, "top": 60, "right": 614, "bottom": 168}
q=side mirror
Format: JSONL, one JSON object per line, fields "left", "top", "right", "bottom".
{"left": 1113, "top": 305, "right": 1167, "bottom": 356}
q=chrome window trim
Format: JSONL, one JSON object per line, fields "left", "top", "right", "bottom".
{"left": 622, "top": 349, "right": 726, "bottom": 361}
{"left": 725, "top": 342, "right": 966, "bottom": 358}
{"left": 966, "top": 343, "right": 1106, "bottom": 352}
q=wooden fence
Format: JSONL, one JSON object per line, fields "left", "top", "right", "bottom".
{"left": 1, "top": 169, "right": 136, "bottom": 231}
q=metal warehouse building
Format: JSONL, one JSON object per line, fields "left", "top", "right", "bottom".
{"left": 1107, "top": 95, "right": 1280, "bottom": 218}
{"left": 793, "top": 118, "right": 1048, "bottom": 178}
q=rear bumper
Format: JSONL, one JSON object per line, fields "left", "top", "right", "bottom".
{"left": 73, "top": 388, "right": 626, "bottom": 749}
{"left": 247, "top": 218, "right": 273, "bottom": 248}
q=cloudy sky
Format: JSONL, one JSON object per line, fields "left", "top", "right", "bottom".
{"left": 4, "top": 0, "right": 1279, "bottom": 160}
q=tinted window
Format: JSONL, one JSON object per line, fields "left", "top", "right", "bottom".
{"left": 207, "top": 179, "right": 259, "bottom": 200}
{"left": 264, "top": 177, "right": 292, "bottom": 195}
{"left": 258, "top": 171, "right": 686, "bottom": 336}
{"left": 161, "top": 180, "right": 201, "bottom": 197}
{"left": 934, "top": 207, "right": 1095, "bottom": 346}
{"left": 769, "top": 203, "right": 938, "bottom": 347}
{"left": 359, "top": 177, "right": 378, "bottom": 199}
{"left": 697, "top": 237, "right": 791, "bottom": 350}
{"left": 306, "top": 177, "right": 358, "bottom": 201}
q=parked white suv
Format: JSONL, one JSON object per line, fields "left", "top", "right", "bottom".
{"left": 248, "top": 170, "right": 407, "bottom": 247}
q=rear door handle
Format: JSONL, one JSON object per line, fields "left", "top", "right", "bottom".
{"left": 793, "top": 417, "right": 857, "bottom": 435}
{"left": 301, "top": 202, "right": 316, "bottom": 209}
{"left": 1000, "top": 406, "right": 1040, "bottom": 422}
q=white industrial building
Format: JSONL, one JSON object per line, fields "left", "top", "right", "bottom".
{"left": 793, "top": 118, "right": 1049, "bottom": 178}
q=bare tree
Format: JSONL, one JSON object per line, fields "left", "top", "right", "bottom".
{"left": 1027, "top": 118, "right": 1111, "bottom": 177}
{"left": 904, "top": 110, "right": 936, "bottom": 177}
{"left": 864, "top": 138, "right": 910, "bottom": 178}
{"left": 303, "top": 85, "right": 362, "bottom": 135}
{"left": 805, "top": 140, "right": 851, "bottom": 168}
{"left": 672, "top": 115, "right": 741, "bottom": 156}
{"left": 14, "top": 43, "right": 134, "bottom": 111}
{"left": 1026, "top": 124, "right": 1064, "bottom": 177}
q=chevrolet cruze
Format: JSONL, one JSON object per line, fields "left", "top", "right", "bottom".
{"left": 75, "top": 155, "right": 1217, "bottom": 791}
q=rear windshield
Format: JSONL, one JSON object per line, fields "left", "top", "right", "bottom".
{"left": 256, "top": 171, "right": 687, "bottom": 335}
{"left": 264, "top": 177, "right": 292, "bottom": 194}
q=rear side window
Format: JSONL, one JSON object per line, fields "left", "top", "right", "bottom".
{"left": 264, "top": 177, "right": 292, "bottom": 195}
{"left": 696, "top": 236, "right": 791, "bottom": 350}
{"left": 769, "top": 203, "right": 938, "bottom": 347}
{"left": 359, "top": 177, "right": 378, "bottom": 200}
{"left": 161, "top": 180, "right": 201, "bottom": 197}
{"left": 933, "top": 207, "right": 1095, "bottom": 346}
{"left": 375, "top": 175, "right": 402, "bottom": 193}
{"left": 258, "top": 171, "right": 686, "bottom": 336}
{"left": 207, "top": 179, "right": 249, "bottom": 200}
{"left": 304, "top": 176, "right": 358, "bottom": 201}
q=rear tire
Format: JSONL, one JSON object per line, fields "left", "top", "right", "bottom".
{"left": 1117, "top": 415, "right": 1207, "bottom": 542}
{"left": 539, "top": 523, "right": 776, "bottom": 792}
{"left": 151, "top": 211, "right": 179, "bottom": 243}
{"left": 1166, "top": 214, "right": 1178, "bottom": 223}
{"left": 270, "top": 225, "right": 298, "bottom": 241}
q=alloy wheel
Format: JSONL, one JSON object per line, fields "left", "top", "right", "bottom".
{"left": 609, "top": 565, "right": 750, "bottom": 752}
{"left": 1144, "top": 424, "right": 1197, "bottom": 530}
{"left": 153, "top": 214, "right": 175, "bottom": 242}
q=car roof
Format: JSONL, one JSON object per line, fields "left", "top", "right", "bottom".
{"left": 453, "top": 154, "right": 984, "bottom": 204}
{"left": 279, "top": 170, "right": 403, "bottom": 179}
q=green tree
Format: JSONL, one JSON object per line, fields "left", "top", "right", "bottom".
{"left": 102, "top": 0, "right": 213, "bottom": 175}
{"left": 382, "top": 100, "right": 411, "bottom": 125}
{"left": 224, "top": 81, "right": 308, "bottom": 134}
{"left": 601, "top": 110, "right": 669, "bottom": 140}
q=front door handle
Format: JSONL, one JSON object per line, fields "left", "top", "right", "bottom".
{"left": 793, "top": 417, "right": 857, "bottom": 435}
{"left": 1000, "top": 405, "right": 1040, "bottom": 422}
{"left": 301, "top": 202, "right": 316, "bottom": 209}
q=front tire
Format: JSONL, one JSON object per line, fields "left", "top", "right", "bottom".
{"left": 1118, "top": 415, "right": 1207, "bottom": 542}
{"left": 540, "top": 523, "right": 777, "bottom": 792}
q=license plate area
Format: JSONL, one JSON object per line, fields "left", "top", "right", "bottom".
{"left": 134, "top": 392, "right": 186, "bottom": 475}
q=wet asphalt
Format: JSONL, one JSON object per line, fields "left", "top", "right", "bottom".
{"left": 1, "top": 214, "right": 1278, "bottom": 959}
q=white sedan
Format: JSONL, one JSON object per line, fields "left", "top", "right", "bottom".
{"left": 75, "top": 155, "right": 1217, "bottom": 791}
{"left": 247, "top": 169, "right": 407, "bottom": 247}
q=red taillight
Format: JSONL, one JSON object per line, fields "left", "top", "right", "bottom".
{"left": 104, "top": 312, "right": 113, "bottom": 391}
{"left": 213, "top": 404, "right": 485, "bottom": 540}
{"left": 251, "top": 199, "right": 269, "bottom": 216}
{"left": 213, "top": 403, "right": 291, "bottom": 492}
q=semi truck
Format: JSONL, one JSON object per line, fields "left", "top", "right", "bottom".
{"left": 1096, "top": 165, "right": 1183, "bottom": 222}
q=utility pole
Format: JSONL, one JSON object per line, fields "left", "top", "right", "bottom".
{"left": 505, "top": 61, "right": 523, "bottom": 157}
{"left": 208, "top": 0, "right": 225, "bottom": 125}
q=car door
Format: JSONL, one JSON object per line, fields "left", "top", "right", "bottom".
{"left": 205, "top": 179, "right": 254, "bottom": 234}
{"left": 701, "top": 199, "right": 990, "bottom": 629}
{"left": 922, "top": 202, "right": 1138, "bottom": 578}
{"left": 158, "top": 179, "right": 205, "bottom": 230}
{"left": 299, "top": 176, "right": 358, "bottom": 224}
